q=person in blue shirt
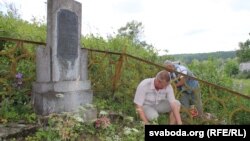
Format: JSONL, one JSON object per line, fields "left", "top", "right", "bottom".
{"left": 164, "top": 60, "right": 203, "bottom": 117}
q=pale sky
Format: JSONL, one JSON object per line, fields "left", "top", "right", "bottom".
{"left": 1, "top": 0, "right": 250, "bottom": 55}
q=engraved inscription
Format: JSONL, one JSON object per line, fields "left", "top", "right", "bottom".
{"left": 57, "top": 9, "right": 78, "bottom": 61}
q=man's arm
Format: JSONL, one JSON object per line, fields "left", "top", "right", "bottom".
{"left": 134, "top": 79, "right": 148, "bottom": 124}
{"left": 167, "top": 84, "right": 182, "bottom": 125}
{"left": 170, "top": 102, "right": 182, "bottom": 125}
{"left": 175, "top": 67, "right": 187, "bottom": 87}
{"left": 175, "top": 77, "right": 185, "bottom": 87}
{"left": 135, "top": 104, "right": 149, "bottom": 124}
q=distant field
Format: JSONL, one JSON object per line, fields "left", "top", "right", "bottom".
{"left": 233, "top": 79, "right": 250, "bottom": 95}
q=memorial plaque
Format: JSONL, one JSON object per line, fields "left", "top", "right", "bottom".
{"left": 57, "top": 9, "right": 78, "bottom": 61}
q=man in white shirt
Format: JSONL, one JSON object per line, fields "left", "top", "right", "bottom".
{"left": 134, "top": 70, "right": 182, "bottom": 125}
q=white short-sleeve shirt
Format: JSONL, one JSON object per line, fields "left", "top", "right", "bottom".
{"left": 133, "top": 78, "right": 176, "bottom": 106}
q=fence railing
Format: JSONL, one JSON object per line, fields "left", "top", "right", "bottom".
{"left": 0, "top": 37, "right": 250, "bottom": 124}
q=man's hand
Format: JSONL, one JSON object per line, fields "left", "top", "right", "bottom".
{"left": 135, "top": 105, "right": 149, "bottom": 124}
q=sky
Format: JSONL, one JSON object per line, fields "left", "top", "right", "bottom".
{"left": 1, "top": 0, "right": 250, "bottom": 55}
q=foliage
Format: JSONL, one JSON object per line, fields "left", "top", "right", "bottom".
{"left": 0, "top": 9, "right": 46, "bottom": 42}
{"left": 25, "top": 111, "right": 145, "bottom": 141}
{"left": 0, "top": 5, "right": 45, "bottom": 124}
{"left": 186, "top": 58, "right": 243, "bottom": 123}
{"left": 83, "top": 22, "right": 161, "bottom": 120}
{"left": 168, "top": 51, "right": 236, "bottom": 64}
{"left": 82, "top": 28, "right": 158, "bottom": 61}
{"left": 116, "top": 20, "right": 158, "bottom": 56}
{"left": 188, "top": 58, "right": 233, "bottom": 88}
{"left": 236, "top": 39, "right": 250, "bottom": 63}
{"left": 1, "top": 4, "right": 250, "bottom": 141}
{"left": 0, "top": 73, "right": 37, "bottom": 123}
{"left": 224, "top": 58, "right": 239, "bottom": 77}
{"left": 26, "top": 113, "right": 84, "bottom": 141}
{"left": 233, "top": 79, "right": 250, "bottom": 95}
{"left": 237, "top": 71, "right": 250, "bottom": 79}
{"left": 231, "top": 111, "right": 250, "bottom": 124}
{"left": 118, "top": 20, "right": 143, "bottom": 44}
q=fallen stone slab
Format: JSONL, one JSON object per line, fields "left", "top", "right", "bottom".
{"left": 0, "top": 123, "right": 39, "bottom": 140}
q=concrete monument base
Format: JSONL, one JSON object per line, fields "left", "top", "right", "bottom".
{"left": 32, "top": 81, "right": 93, "bottom": 116}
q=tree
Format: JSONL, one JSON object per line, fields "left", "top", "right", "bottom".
{"left": 236, "top": 39, "right": 250, "bottom": 63}
{"left": 5, "top": 2, "right": 21, "bottom": 19}
{"left": 0, "top": 2, "right": 46, "bottom": 41}
{"left": 224, "top": 58, "right": 239, "bottom": 77}
{"left": 117, "top": 20, "right": 143, "bottom": 44}
{"left": 117, "top": 20, "right": 155, "bottom": 51}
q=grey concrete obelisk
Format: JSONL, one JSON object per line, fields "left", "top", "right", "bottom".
{"left": 32, "top": 0, "right": 93, "bottom": 116}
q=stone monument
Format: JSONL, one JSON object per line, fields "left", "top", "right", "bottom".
{"left": 32, "top": 0, "right": 95, "bottom": 119}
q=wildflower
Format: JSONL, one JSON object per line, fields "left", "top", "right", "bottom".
{"left": 94, "top": 116, "right": 110, "bottom": 129}
{"left": 14, "top": 72, "right": 23, "bottom": 89}
{"left": 189, "top": 105, "right": 198, "bottom": 118}
{"left": 15, "top": 72, "right": 23, "bottom": 79}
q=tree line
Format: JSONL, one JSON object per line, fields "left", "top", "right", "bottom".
{"left": 170, "top": 51, "right": 236, "bottom": 64}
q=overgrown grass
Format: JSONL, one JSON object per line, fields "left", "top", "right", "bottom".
{"left": 233, "top": 79, "right": 250, "bottom": 95}
{"left": 24, "top": 109, "right": 145, "bottom": 141}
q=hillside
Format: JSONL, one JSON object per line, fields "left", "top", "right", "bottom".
{"left": 169, "top": 51, "right": 236, "bottom": 63}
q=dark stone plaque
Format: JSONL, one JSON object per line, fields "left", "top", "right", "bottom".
{"left": 57, "top": 9, "right": 78, "bottom": 61}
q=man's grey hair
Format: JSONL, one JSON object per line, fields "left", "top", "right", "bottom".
{"left": 156, "top": 70, "right": 171, "bottom": 82}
